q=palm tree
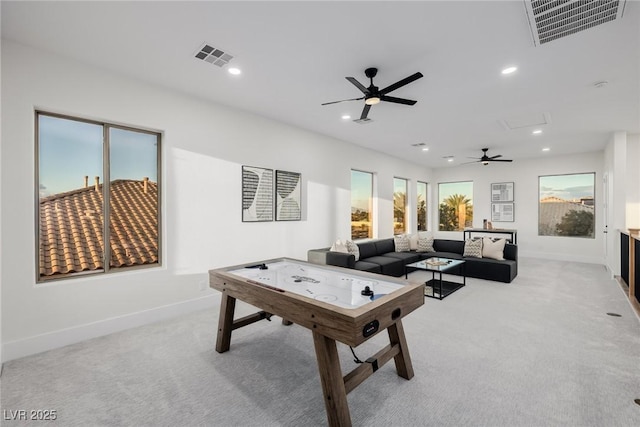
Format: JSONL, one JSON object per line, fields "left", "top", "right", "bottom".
{"left": 439, "top": 194, "right": 472, "bottom": 231}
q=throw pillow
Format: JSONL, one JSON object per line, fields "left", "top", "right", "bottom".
{"left": 482, "top": 237, "right": 506, "bottom": 260}
{"left": 330, "top": 239, "right": 348, "bottom": 253}
{"left": 416, "top": 236, "right": 435, "bottom": 252}
{"left": 408, "top": 233, "right": 419, "bottom": 251}
{"left": 345, "top": 239, "right": 360, "bottom": 261}
{"left": 394, "top": 235, "right": 411, "bottom": 252}
{"left": 463, "top": 238, "right": 483, "bottom": 258}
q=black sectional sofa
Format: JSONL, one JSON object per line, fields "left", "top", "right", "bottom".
{"left": 307, "top": 238, "right": 517, "bottom": 283}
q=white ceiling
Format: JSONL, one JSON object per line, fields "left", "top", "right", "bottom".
{"left": 2, "top": 1, "right": 639, "bottom": 168}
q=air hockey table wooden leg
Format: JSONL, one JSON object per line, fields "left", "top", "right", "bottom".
{"left": 216, "top": 292, "right": 236, "bottom": 353}
{"left": 312, "top": 331, "right": 352, "bottom": 427}
{"left": 387, "top": 319, "right": 414, "bottom": 380}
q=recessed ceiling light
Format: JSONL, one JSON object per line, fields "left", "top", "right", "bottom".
{"left": 542, "top": 147, "right": 550, "bottom": 152}
{"left": 422, "top": 147, "right": 429, "bottom": 152}
{"left": 501, "top": 66, "right": 517, "bottom": 75}
{"left": 532, "top": 129, "right": 542, "bottom": 134}
{"left": 447, "top": 158, "right": 454, "bottom": 162}
{"left": 341, "top": 115, "right": 351, "bottom": 120}
{"left": 228, "top": 67, "right": 241, "bottom": 75}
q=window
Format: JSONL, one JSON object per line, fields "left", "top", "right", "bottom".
{"left": 438, "top": 181, "right": 473, "bottom": 231}
{"left": 417, "top": 181, "right": 428, "bottom": 231}
{"left": 393, "top": 177, "right": 408, "bottom": 235}
{"left": 539, "top": 173, "right": 595, "bottom": 238}
{"left": 351, "top": 170, "right": 373, "bottom": 239}
{"left": 36, "top": 112, "right": 161, "bottom": 281}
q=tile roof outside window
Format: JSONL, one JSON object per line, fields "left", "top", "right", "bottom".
{"left": 39, "top": 179, "right": 158, "bottom": 277}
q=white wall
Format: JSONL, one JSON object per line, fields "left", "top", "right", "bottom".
{"left": 0, "top": 40, "right": 432, "bottom": 361}
{"left": 432, "top": 151, "right": 605, "bottom": 264}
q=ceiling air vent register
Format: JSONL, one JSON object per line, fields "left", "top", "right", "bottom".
{"left": 524, "top": 0, "right": 627, "bottom": 45}
{"left": 194, "top": 43, "right": 234, "bottom": 67}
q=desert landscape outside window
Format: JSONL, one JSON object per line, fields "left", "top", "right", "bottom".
{"left": 36, "top": 112, "right": 161, "bottom": 281}
{"left": 351, "top": 169, "right": 373, "bottom": 240}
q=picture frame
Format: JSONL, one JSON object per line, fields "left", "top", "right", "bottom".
{"left": 242, "top": 165, "right": 273, "bottom": 222}
{"left": 276, "top": 170, "right": 302, "bottom": 221}
{"left": 491, "top": 202, "right": 514, "bottom": 222}
{"left": 491, "top": 182, "right": 514, "bottom": 202}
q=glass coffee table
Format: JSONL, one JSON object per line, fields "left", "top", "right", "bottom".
{"left": 405, "top": 257, "right": 466, "bottom": 300}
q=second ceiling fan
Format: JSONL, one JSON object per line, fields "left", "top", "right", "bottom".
{"left": 463, "top": 148, "right": 513, "bottom": 166}
{"left": 322, "top": 67, "right": 423, "bottom": 120}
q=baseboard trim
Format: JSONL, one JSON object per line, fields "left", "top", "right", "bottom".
{"left": 519, "top": 251, "right": 605, "bottom": 265}
{"left": 2, "top": 293, "right": 221, "bottom": 363}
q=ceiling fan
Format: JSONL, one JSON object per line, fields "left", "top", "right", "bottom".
{"left": 464, "top": 148, "right": 513, "bottom": 165}
{"left": 321, "top": 67, "right": 423, "bottom": 120}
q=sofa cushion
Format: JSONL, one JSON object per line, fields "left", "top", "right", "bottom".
{"left": 433, "top": 239, "right": 465, "bottom": 254}
{"left": 358, "top": 241, "right": 378, "bottom": 259}
{"left": 463, "top": 239, "right": 483, "bottom": 258}
{"left": 422, "top": 251, "right": 463, "bottom": 261}
{"left": 482, "top": 237, "right": 505, "bottom": 260}
{"left": 354, "top": 260, "right": 382, "bottom": 274}
{"left": 393, "top": 235, "right": 411, "bottom": 252}
{"left": 382, "top": 251, "right": 422, "bottom": 264}
{"left": 374, "top": 239, "right": 395, "bottom": 255}
{"left": 360, "top": 255, "right": 405, "bottom": 277}
{"left": 464, "top": 257, "right": 517, "bottom": 283}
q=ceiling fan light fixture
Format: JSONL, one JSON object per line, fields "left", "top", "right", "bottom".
{"left": 482, "top": 161, "right": 489, "bottom": 165}
{"left": 365, "top": 96, "right": 380, "bottom": 105}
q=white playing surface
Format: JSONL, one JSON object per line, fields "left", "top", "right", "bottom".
{"left": 228, "top": 260, "right": 405, "bottom": 309}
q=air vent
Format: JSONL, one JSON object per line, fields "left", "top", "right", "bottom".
{"left": 524, "top": 0, "right": 627, "bottom": 45}
{"left": 194, "top": 43, "right": 234, "bottom": 67}
{"left": 411, "top": 143, "right": 427, "bottom": 147}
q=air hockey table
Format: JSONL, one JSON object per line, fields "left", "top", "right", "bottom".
{"left": 209, "top": 258, "right": 424, "bottom": 427}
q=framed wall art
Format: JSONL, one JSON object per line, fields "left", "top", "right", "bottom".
{"left": 276, "top": 170, "right": 301, "bottom": 221}
{"left": 491, "top": 202, "right": 514, "bottom": 222}
{"left": 491, "top": 182, "right": 514, "bottom": 202}
{"left": 242, "top": 165, "right": 273, "bottom": 222}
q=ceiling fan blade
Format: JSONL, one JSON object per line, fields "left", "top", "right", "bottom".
{"left": 379, "top": 72, "right": 423, "bottom": 95}
{"left": 380, "top": 95, "right": 417, "bottom": 105}
{"left": 321, "top": 96, "right": 364, "bottom": 106}
{"left": 489, "top": 159, "right": 513, "bottom": 162}
{"left": 360, "top": 104, "right": 372, "bottom": 120}
{"left": 461, "top": 160, "right": 480, "bottom": 165}
{"left": 346, "top": 77, "right": 369, "bottom": 94}
{"left": 489, "top": 154, "right": 503, "bottom": 159}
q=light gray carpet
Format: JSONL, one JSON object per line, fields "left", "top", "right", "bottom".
{"left": 2, "top": 258, "right": 639, "bottom": 426}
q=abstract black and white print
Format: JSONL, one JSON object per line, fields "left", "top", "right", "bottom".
{"left": 242, "top": 166, "right": 273, "bottom": 222}
{"left": 276, "top": 170, "right": 301, "bottom": 221}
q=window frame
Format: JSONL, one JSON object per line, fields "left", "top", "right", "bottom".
{"left": 35, "top": 110, "right": 162, "bottom": 283}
